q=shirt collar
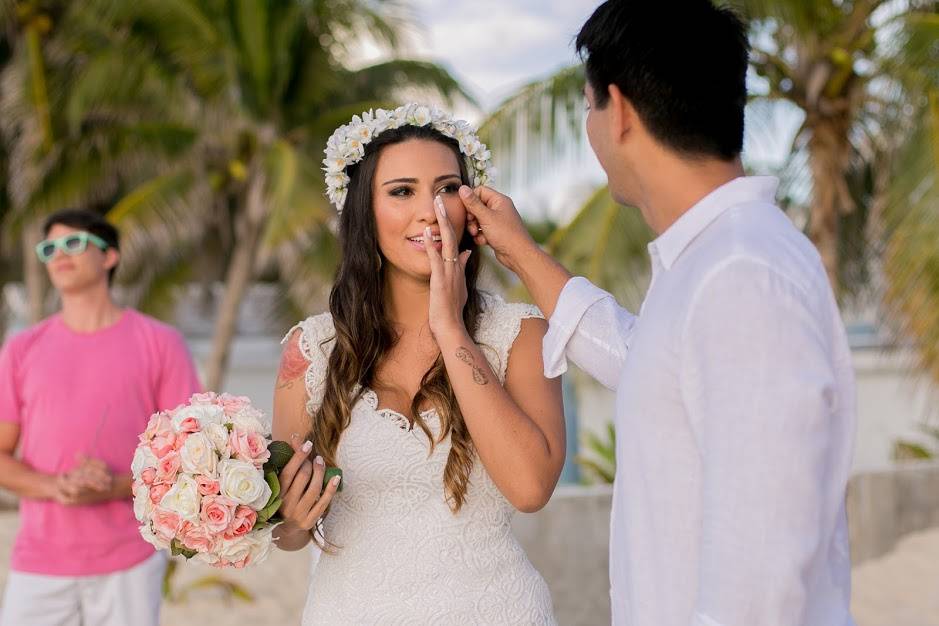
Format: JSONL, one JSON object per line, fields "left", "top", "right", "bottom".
{"left": 648, "top": 176, "right": 779, "bottom": 271}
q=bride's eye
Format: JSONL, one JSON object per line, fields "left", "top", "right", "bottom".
{"left": 437, "top": 183, "right": 460, "bottom": 195}
{"left": 389, "top": 186, "right": 413, "bottom": 197}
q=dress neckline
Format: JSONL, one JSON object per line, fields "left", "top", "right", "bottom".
{"left": 360, "top": 387, "right": 438, "bottom": 431}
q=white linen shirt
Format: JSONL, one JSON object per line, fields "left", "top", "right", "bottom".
{"left": 543, "top": 176, "right": 856, "bottom": 626}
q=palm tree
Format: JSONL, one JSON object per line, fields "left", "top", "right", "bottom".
{"left": 480, "top": 0, "right": 939, "bottom": 384}
{"left": 1, "top": 0, "right": 471, "bottom": 389}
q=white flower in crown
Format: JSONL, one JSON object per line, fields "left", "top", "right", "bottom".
{"left": 323, "top": 103, "right": 495, "bottom": 214}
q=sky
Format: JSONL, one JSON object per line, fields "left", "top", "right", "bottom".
{"left": 355, "top": 0, "right": 607, "bottom": 219}
{"left": 405, "top": 0, "right": 599, "bottom": 113}
{"left": 355, "top": 0, "right": 800, "bottom": 220}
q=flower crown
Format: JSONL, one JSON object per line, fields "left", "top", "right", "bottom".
{"left": 323, "top": 103, "right": 494, "bottom": 213}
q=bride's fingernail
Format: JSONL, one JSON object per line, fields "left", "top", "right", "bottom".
{"left": 302, "top": 440, "right": 313, "bottom": 453}
{"left": 314, "top": 455, "right": 324, "bottom": 466}
{"left": 434, "top": 195, "right": 444, "bottom": 212}
{"left": 458, "top": 186, "right": 471, "bottom": 198}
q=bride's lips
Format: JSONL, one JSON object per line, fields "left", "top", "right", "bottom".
{"left": 407, "top": 235, "right": 443, "bottom": 252}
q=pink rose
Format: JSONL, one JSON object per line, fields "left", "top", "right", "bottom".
{"left": 141, "top": 412, "right": 171, "bottom": 444}
{"left": 218, "top": 394, "right": 250, "bottom": 416}
{"left": 173, "top": 430, "right": 191, "bottom": 451}
{"left": 180, "top": 522, "right": 216, "bottom": 553}
{"left": 149, "top": 482, "right": 172, "bottom": 505}
{"left": 200, "top": 495, "right": 237, "bottom": 533}
{"left": 149, "top": 424, "right": 176, "bottom": 459}
{"left": 195, "top": 475, "right": 220, "bottom": 496}
{"left": 223, "top": 505, "right": 257, "bottom": 540}
{"left": 141, "top": 467, "right": 157, "bottom": 486}
{"left": 155, "top": 451, "right": 181, "bottom": 484}
{"left": 190, "top": 392, "right": 218, "bottom": 405}
{"left": 177, "top": 417, "right": 201, "bottom": 434}
{"left": 151, "top": 506, "right": 182, "bottom": 541}
{"left": 228, "top": 428, "right": 271, "bottom": 467}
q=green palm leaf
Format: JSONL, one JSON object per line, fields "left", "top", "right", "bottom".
{"left": 547, "top": 185, "right": 653, "bottom": 310}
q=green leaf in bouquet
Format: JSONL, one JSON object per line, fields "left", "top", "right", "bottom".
{"left": 257, "top": 497, "right": 282, "bottom": 523}
{"left": 264, "top": 470, "right": 281, "bottom": 507}
{"left": 324, "top": 467, "right": 343, "bottom": 492}
{"left": 264, "top": 440, "right": 294, "bottom": 474}
{"left": 170, "top": 539, "right": 197, "bottom": 560}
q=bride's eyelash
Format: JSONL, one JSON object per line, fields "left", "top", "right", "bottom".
{"left": 389, "top": 186, "right": 413, "bottom": 197}
{"left": 437, "top": 183, "right": 460, "bottom": 195}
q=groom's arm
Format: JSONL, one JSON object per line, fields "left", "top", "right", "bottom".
{"left": 682, "top": 259, "right": 846, "bottom": 625}
{"left": 460, "top": 186, "right": 636, "bottom": 390}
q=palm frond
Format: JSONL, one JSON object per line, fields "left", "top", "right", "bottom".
{"left": 336, "top": 59, "right": 476, "bottom": 108}
{"left": 547, "top": 185, "right": 653, "bottom": 310}
{"left": 479, "top": 65, "right": 585, "bottom": 192}
{"left": 261, "top": 139, "right": 330, "bottom": 249}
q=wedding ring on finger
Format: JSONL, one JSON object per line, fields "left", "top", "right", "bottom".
{"left": 443, "top": 257, "right": 459, "bottom": 263}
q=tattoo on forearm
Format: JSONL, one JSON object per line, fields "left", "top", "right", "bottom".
{"left": 277, "top": 339, "right": 308, "bottom": 390}
{"left": 455, "top": 346, "right": 489, "bottom": 385}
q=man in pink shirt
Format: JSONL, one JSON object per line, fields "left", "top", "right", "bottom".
{"left": 0, "top": 209, "right": 201, "bottom": 626}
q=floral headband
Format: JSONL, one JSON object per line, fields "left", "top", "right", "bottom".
{"left": 323, "top": 103, "right": 494, "bottom": 213}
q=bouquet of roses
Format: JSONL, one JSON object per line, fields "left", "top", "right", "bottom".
{"left": 131, "top": 392, "right": 300, "bottom": 568}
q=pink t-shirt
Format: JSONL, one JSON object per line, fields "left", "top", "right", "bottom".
{"left": 0, "top": 309, "right": 201, "bottom": 576}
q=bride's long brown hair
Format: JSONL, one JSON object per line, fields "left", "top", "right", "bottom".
{"left": 311, "top": 124, "right": 484, "bottom": 512}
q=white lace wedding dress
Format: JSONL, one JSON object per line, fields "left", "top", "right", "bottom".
{"left": 284, "top": 293, "right": 557, "bottom": 625}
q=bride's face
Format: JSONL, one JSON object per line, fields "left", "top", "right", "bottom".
{"left": 372, "top": 139, "right": 467, "bottom": 279}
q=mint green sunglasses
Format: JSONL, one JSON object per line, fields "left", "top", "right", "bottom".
{"left": 35, "top": 232, "right": 110, "bottom": 263}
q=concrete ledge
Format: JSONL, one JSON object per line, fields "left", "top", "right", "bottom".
{"left": 847, "top": 460, "right": 939, "bottom": 564}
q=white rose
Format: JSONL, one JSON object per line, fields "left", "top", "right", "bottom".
{"left": 204, "top": 422, "right": 231, "bottom": 459}
{"left": 179, "top": 432, "right": 217, "bottom": 476}
{"left": 133, "top": 485, "right": 153, "bottom": 522}
{"left": 161, "top": 474, "right": 201, "bottom": 522}
{"left": 193, "top": 551, "right": 220, "bottom": 566}
{"left": 218, "top": 459, "right": 271, "bottom": 509}
{"left": 173, "top": 404, "right": 225, "bottom": 429}
{"left": 230, "top": 407, "right": 269, "bottom": 436}
{"left": 131, "top": 445, "right": 158, "bottom": 479}
{"left": 216, "top": 527, "right": 274, "bottom": 566}
{"left": 140, "top": 523, "right": 170, "bottom": 551}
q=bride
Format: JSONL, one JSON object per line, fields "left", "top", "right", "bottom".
{"left": 270, "top": 104, "right": 565, "bottom": 624}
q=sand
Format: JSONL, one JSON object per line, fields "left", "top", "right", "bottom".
{"left": 0, "top": 511, "right": 935, "bottom": 625}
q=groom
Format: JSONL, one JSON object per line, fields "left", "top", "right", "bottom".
{"left": 460, "top": 1, "right": 855, "bottom": 625}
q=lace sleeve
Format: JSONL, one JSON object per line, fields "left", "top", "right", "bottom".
{"left": 473, "top": 293, "right": 544, "bottom": 384}
{"left": 281, "top": 312, "right": 335, "bottom": 416}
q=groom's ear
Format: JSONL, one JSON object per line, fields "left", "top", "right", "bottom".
{"left": 607, "top": 84, "right": 634, "bottom": 145}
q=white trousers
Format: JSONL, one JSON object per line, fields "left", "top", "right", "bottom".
{"left": 0, "top": 552, "right": 166, "bottom": 626}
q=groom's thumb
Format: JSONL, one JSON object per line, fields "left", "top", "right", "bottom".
{"left": 459, "top": 185, "right": 489, "bottom": 216}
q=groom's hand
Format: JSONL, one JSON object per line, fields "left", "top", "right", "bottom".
{"left": 459, "top": 185, "right": 537, "bottom": 273}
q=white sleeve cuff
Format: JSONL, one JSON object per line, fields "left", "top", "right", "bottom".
{"left": 542, "top": 276, "right": 613, "bottom": 378}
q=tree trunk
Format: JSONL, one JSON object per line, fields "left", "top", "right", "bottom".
{"left": 203, "top": 174, "right": 267, "bottom": 391}
{"left": 23, "top": 219, "right": 48, "bottom": 323}
{"left": 806, "top": 116, "right": 854, "bottom": 296}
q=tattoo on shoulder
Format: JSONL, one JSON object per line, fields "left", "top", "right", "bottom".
{"left": 455, "top": 346, "right": 489, "bottom": 386}
{"left": 277, "top": 337, "right": 308, "bottom": 390}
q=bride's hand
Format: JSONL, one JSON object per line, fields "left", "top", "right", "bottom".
{"left": 277, "top": 435, "right": 341, "bottom": 534}
{"left": 424, "top": 194, "right": 472, "bottom": 339}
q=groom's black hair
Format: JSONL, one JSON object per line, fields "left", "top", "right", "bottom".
{"left": 576, "top": 0, "right": 749, "bottom": 160}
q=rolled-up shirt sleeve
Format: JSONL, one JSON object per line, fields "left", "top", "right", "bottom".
{"left": 542, "top": 276, "right": 637, "bottom": 390}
